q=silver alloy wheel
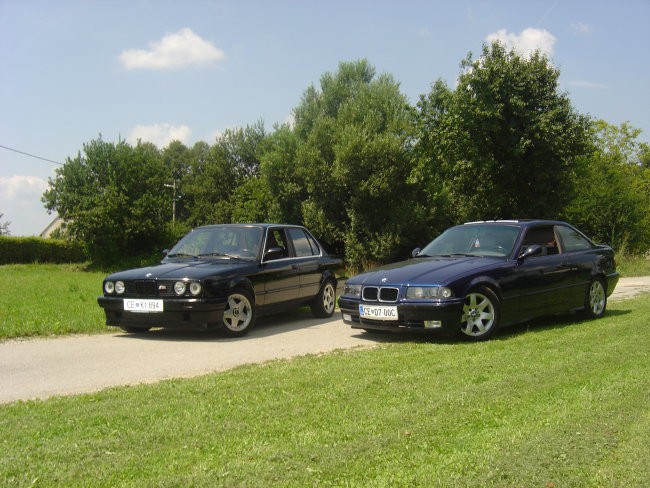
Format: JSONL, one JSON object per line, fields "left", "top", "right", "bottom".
{"left": 222, "top": 293, "right": 253, "bottom": 332}
{"left": 322, "top": 283, "right": 336, "bottom": 314}
{"left": 589, "top": 280, "right": 606, "bottom": 316}
{"left": 461, "top": 292, "right": 496, "bottom": 337}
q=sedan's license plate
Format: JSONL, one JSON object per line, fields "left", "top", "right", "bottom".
{"left": 124, "top": 299, "right": 163, "bottom": 313}
{"left": 359, "top": 304, "right": 398, "bottom": 321}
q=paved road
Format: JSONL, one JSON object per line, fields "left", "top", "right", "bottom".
{"left": 1, "top": 277, "right": 648, "bottom": 404}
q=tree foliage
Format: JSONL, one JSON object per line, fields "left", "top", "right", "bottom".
{"left": 0, "top": 212, "right": 10, "bottom": 236}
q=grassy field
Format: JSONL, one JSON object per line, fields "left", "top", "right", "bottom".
{"left": 615, "top": 253, "right": 650, "bottom": 277}
{"left": 0, "top": 264, "right": 107, "bottom": 339}
{"left": 1, "top": 297, "right": 648, "bottom": 487}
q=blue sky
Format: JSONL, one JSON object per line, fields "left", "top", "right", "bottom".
{"left": 1, "top": 0, "right": 649, "bottom": 236}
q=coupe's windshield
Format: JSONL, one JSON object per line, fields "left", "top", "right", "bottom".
{"left": 166, "top": 226, "right": 263, "bottom": 261}
{"left": 418, "top": 224, "right": 520, "bottom": 258}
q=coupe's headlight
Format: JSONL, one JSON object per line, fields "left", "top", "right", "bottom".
{"left": 343, "top": 283, "right": 362, "bottom": 298}
{"left": 189, "top": 282, "right": 202, "bottom": 296}
{"left": 104, "top": 281, "right": 114, "bottom": 294}
{"left": 174, "top": 281, "right": 187, "bottom": 295}
{"left": 115, "top": 281, "right": 125, "bottom": 295}
{"left": 406, "top": 286, "right": 453, "bottom": 299}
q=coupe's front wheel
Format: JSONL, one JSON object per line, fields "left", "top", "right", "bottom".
{"left": 583, "top": 278, "right": 607, "bottom": 319}
{"left": 221, "top": 290, "right": 256, "bottom": 337}
{"left": 310, "top": 280, "right": 336, "bottom": 318}
{"left": 460, "top": 288, "right": 500, "bottom": 341}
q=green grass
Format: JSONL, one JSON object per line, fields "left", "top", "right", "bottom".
{"left": 2, "top": 297, "right": 648, "bottom": 487}
{"left": 616, "top": 253, "right": 650, "bottom": 277}
{"left": 0, "top": 264, "right": 107, "bottom": 339}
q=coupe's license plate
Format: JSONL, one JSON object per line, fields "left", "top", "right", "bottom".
{"left": 124, "top": 299, "right": 164, "bottom": 313}
{"left": 359, "top": 304, "right": 398, "bottom": 321}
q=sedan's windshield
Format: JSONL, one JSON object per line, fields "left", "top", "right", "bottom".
{"left": 419, "top": 224, "right": 520, "bottom": 258}
{"left": 166, "top": 226, "right": 263, "bottom": 261}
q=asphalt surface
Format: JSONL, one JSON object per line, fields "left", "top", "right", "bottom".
{"left": 1, "top": 276, "right": 649, "bottom": 404}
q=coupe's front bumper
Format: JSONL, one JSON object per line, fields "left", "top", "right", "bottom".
{"left": 338, "top": 296, "right": 465, "bottom": 333}
{"left": 97, "top": 296, "right": 227, "bottom": 330}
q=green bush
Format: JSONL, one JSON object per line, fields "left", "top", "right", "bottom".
{"left": 0, "top": 236, "right": 86, "bottom": 264}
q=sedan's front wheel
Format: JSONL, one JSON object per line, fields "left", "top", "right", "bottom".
{"left": 460, "top": 287, "right": 500, "bottom": 341}
{"left": 221, "top": 290, "right": 256, "bottom": 337}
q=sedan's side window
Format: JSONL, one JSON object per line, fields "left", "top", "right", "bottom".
{"left": 555, "top": 225, "right": 593, "bottom": 253}
{"left": 288, "top": 228, "right": 315, "bottom": 257}
{"left": 265, "top": 229, "right": 289, "bottom": 260}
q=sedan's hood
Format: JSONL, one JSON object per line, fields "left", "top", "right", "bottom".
{"left": 349, "top": 256, "right": 503, "bottom": 286}
{"left": 106, "top": 259, "right": 255, "bottom": 281}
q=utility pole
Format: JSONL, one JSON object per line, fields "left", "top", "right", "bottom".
{"left": 164, "top": 180, "right": 177, "bottom": 224}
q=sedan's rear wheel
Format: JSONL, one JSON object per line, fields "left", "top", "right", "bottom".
{"left": 221, "top": 290, "right": 255, "bottom": 337}
{"left": 310, "top": 280, "right": 336, "bottom": 318}
{"left": 460, "top": 288, "right": 500, "bottom": 341}
{"left": 583, "top": 278, "right": 607, "bottom": 319}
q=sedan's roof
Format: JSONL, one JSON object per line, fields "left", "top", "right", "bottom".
{"left": 463, "top": 220, "right": 570, "bottom": 227}
{"left": 195, "top": 223, "right": 306, "bottom": 230}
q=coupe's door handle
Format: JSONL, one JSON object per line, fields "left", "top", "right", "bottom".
{"left": 291, "top": 264, "right": 300, "bottom": 270}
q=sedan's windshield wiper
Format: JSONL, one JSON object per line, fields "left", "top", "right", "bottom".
{"left": 198, "top": 252, "right": 250, "bottom": 261}
{"left": 166, "top": 252, "right": 197, "bottom": 259}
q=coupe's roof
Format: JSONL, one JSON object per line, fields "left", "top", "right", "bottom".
{"left": 463, "top": 220, "right": 569, "bottom": 227}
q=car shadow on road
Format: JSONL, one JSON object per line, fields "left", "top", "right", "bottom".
{"left": 112, "top": 307, "right": 344, "bottom": 343}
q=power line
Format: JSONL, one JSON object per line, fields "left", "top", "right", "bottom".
{"left": 0, "top": 144, "right": 64, "bottom": 166}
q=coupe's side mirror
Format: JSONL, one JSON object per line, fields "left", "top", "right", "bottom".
{"left": 162, "top": 249, "right": 169, "bottom": 257}
{"left": 412, "top": 248, "right": 421, "bottom": 258}
{"left": 264, "top": 246, "right": 285, "bottom": 261}
{"left": 518, "top": 244, "right": 542, "bottom": 260}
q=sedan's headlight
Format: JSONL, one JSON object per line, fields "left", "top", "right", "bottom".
{"left": 189, "top": 282, "right": 202, "bottom": 296}
{"left": 343, "top": 283, "right": 362, "bottom": 298}
{"left": 115, "top": 281, "right": 125, "bottom": 295}
{"left": 406, "top": 286, "right": 453, "bottom": 299}
{"left": 174, "top": 281, "right": 187, "bottom": 295}
{"left": 104, "top": 281, "right": 114, "bottom": 294}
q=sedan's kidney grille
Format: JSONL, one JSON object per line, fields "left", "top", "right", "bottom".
{"left": 123, "top": 280, "right": 176, "bottom": 298}
{"left": 362, "top": 286, "right": 399, "bottom": 302}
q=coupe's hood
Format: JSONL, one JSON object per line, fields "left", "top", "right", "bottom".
{"left": 106, "top": 259, "right": 255, "bottom": 281}
{"left": 349, "top": 256, "right": 503, "bottom": 286}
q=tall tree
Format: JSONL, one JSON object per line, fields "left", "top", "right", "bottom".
{"left": 0, "top": 212, "right": 10, "bottom": 235}
{"left": 416, "top": 42, "right": 592, "bottom": 222}
{"left": 42, "top": 138, "right": 170, "bottom": 265}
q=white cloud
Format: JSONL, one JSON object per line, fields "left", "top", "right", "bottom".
{"left": 119, "top": 28, "right": 225, "bottom": 70}
{"left": 128, "top": 123, "right": 192, "bottom": 148}
{"left": 486, "top": 28, "right": 557, "bottom": 57}
{"left": 570, "top": 22, "right": 592, "bottom": 35}
{"left": 0, "top": 175, "right": 51, "bottom": 236}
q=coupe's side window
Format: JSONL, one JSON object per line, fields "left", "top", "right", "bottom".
{"left": 288, "top": 228, "right": 316, "bottom": 257}
{"left": 556, "top": 226, "right": 593, "bottom": 253}
{"left": 519, "top": 226, "right": 559, "bottom": 257}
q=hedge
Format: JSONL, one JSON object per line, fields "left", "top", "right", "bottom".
{"left": 0, "top": 236, "right": 86, "bottom": 264}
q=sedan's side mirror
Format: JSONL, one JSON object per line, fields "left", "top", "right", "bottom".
{"left": 162, "top": 249, "right": 170, "bottom": 257}
{"left": 264, "top": 246, "right": 285, "bottom": 261}
{"left": 518, "top": 244, "right": 543, "bottom": 260}
{"left": 411, "top": 248, "right": 421, "bottom": 258}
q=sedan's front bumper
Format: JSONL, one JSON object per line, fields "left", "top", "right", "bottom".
{"left": 338, "top": 296, "right": 465, "bottom": 334}
{"left": 97, "top": 296, "right": 227, "bottom": 330}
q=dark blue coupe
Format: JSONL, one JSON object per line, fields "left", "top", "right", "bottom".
{"left": 339, "top": 220, "right": 619, "bottom": 340}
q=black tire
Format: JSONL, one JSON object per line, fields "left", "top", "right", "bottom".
{"left": 583, "top": 278, "right": 607, "bottom": 319}
{"left": 459, "top": 287, "right": 501, "bottom": 341}
{"left": 310, "top": 280, "right": 336, "bottom": 318}
{"left": 220, "top": 289, "right": 256, "bottom": 337}
{"left": 119, "top": 326, "right": 152, "bottom": 334}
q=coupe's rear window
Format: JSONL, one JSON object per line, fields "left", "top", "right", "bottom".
{"left": 420, "top": 225, "right": 520, "bottom": 257}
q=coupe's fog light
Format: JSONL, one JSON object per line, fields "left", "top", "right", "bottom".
{"left": 189, "top": 282, "right": 202, "bottom": 296}
{"left": 174, "top": 281, "right": 187, "bottom": 295}
{"left": 115, "top": 281, "right": 125, "bottom": 294}
{"left": 104, "top": 281, "right": 114, "bottom": 294}
{"left": 424, "top": 320, "right": 442, "bottom": 329}
{"left": 343, "top": 314, "right": 352, "bottom": 322}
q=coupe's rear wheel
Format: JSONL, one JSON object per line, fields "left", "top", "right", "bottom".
{"left": 310, "top": 280, "right": 336, "bottom": 318}
{"left": 583, "top": 278, "right": 607, "bottom": 319}
{"left": 221, "top": 290, "right": 255, "bottom": 337}
{"left": 460, "top": 288, "right": 500, "bottom": 341}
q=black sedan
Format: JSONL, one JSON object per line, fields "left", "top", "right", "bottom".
{"left": 98, "top": 224, "right": 343, "bottom": 336}
{"left": 339, "top": 220, "right": 619, "bottom": 340}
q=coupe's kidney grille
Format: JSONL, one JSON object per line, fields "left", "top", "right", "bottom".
{"left": 362, "top": 286, "right": 399, "bottom": 302}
